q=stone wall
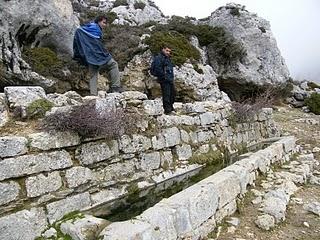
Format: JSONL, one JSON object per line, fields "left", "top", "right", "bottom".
{"left": 97, "top": 136, "right": 296, "bottom": 240}
{"left": 0, "top": 87, "right": 280, "bottom": 240}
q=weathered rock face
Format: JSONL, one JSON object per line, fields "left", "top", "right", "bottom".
{"left": 204, "top": 3, "right": 290, "bottom": 100}
{"left": 76, "top": 0, "right": 166, "bottom": 26}
{"left": 0, "top": 0, "right": 79, "bottom": 90}
{"left": 122, "top": 50, "right": 230, "bottom": 102}
{"left": 112, "top": 0, "right": 166, "bottom": 26}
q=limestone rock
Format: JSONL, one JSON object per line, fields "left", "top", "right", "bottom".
{"left": 46, "top": 192, "right": 91, "bottom": 224}
{"left": 111, "top": 0, "right": 166, "bottom": 26}
{"left": 139, "top": 152, "right": 161, "bottom": 171}
{"left": 304, "top": 202, "right": 320, "bottom": 216}
{"left": 0, "top": 150, "right": 72, "bottom": 181}
{"left": 174, "top": 63, "right": 224, "bottom": 102}
{"left": 143, "top": 99, "right": 164, "bottom": 116}
{"left": 205, "top": 3, "right": 290, "bottom": 100}
{"left": 60, "top": 215, "right": 109, "bottom": 240}
{"left": 0, "top": 208, "right": 48, "bottom": 240}
{"left": 118, "top": 134, "right": 151, "bottom": 154}
{"left": 176, "top": 144, "right": 193, "bottom": 161}
{"left": 76, "top": 140, "right": 119, "bottom": 165}
{"left": 99, "top": 220, "right": 155, "bottom": 240}
{"left": 0, "top": 181, "right": 21, "bottom": 206}
{"left": 28, "top": 130, "right": 80, "bottom": 151}
{"left": 0, "top": 0, "right": 79, "bottom": 89}
{"left": 255, "top": 214, "right": 275, "bottom": 230}
{"left": 66, "top": 166, "right": 95, "bottom": 188}
{"left": 25, "top": 172, "right": 62, "bottom": 198}
{"left": 0, "top": 136, "right": 28, "bottom": 158}
{"left": 4, "top": 86, "right": 47, "bottom": 109}
{"left": 42, "top": 228, "right": 57, "bottom": 239}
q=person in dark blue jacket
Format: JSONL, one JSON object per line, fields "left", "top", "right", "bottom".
{"left": 151, "top": 46, "right": 176, "bottom": 114}
{"left": 73, "top": 15, "right": 123, "bottom": 95}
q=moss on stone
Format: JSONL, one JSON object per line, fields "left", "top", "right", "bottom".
{"left": 23, "top": 47, "right": 63, "bottom": 77}
{"left": 145, "top": 31, "right": 200, "bottom": 66}
{"left": 26, "top": 98, "right": 54, "bottom": 119}
{"left": 189, "top": 149, "right": 223, "bottom": 165}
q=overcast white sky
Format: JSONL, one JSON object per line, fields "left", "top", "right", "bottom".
{"left": 153, "top": 0, "right": 320, "bottom": 83}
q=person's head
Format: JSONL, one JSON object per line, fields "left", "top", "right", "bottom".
{"left": 161, "top": 45, "right": 172, "bottom": 57}
{"left": 94, "top": 15, "right": 107, "bottom": 29}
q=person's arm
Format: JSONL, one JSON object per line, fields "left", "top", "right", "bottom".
{"left": 153, "top": 56, "right": 165, "bottom": 80}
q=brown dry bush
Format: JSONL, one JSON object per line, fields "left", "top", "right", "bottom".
{"left": 231, "top": 86, "right": 275, "bottom": 123}
{"left": 42, "top": 101, "right": 141, "bottom": 138}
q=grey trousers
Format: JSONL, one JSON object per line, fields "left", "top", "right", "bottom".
{"left": 88, "top": 58, "right": 121, "bottom": 95}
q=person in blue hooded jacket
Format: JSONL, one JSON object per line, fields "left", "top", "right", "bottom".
{"left": 151, "top": 46, "right": 175, "bottom": 114}
{"left": 73, "top": 15, "right": 123, "bottom": 95}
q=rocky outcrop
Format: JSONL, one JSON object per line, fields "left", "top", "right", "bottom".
{"left": 0, "top": 0, "right": 79, "bottom": 90}
{"left": 204, "top": 3, "right": 290, "bottom": 100}
{"left": 122, "top": 50, "right": 229, "bottom": 102}
{"left": 75, "top": 0, "right": 166, "bottom": 25}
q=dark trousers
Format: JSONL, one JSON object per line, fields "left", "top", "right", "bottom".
{"left": 160, "top": 82, "right": 176, "bottom": 113}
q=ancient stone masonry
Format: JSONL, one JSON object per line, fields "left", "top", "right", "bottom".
{"left": 0, "top": 86, "right": 281, "bottom": 239}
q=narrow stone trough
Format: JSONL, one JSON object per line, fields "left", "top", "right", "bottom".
{"left": 85, "top": 140, "right": 272, "bottom": 223}
{"left": 60, "top": 136, "right": 296, "bottom": 240}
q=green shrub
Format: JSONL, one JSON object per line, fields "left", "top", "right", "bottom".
{"left": 23, "top": 47, "right": 63, "bottom": 77}
{"left": 145, "top": 31, "right": 200, "bottom": 66}
{"left": 153, "top": 17, "right": 246, "bottom": 65}
{"left": 305, "top": 93, "right": 320, "bottom": 115}
{"left": 113, "top": 0, "right": 128, "bottom": 7}
{"left": 134, "top": 2, "right": 146, "bottom": 10}
{"left": 27, "top": 99, "right": 54, "bottom": 119}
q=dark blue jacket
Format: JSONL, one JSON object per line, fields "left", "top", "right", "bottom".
{"left": 73, "top": 22, "right": 112, "bottom": 66}
{"left": 151, "top": 52, "right": 174, "bottom": 82}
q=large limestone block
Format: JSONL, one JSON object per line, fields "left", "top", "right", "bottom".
{"left": 46, "top": 192, "right": 91, "bottom": 224}
{"left": 278, "top": 136, "right": 296, "bottom": 153}
{"left": 222, "top": 164, "right": 250, "bottom": 194}
{"left": 25, "top": 171, "right": 62, "bottom": 198}
{"left": 94, "top": 161, "right": 136, "bottom": 183}
{"left": 0, "top": 150, "right": 72, "bottom": 181}
{"left": 139, "top": 204, "right": 177, "bottom": 240}
{"left": 99, "top": 220, "right": 156, "bottom": 240}
{"left": 118, "top": 134, "right": 151, "bottom": 154}
{"left": 162, "top": 127, "right": 181, "bottom": 147}
{"left": 164, "top": 183, "right": 219, "bottom": 230}
{"left": 175, "top": 144, "right": 193, "bottom": 161}
{"left": 76, "top": 140, "right": 119, "bottom": 166}
{"left": 142, "top": 99, "right": 164, "bottom": 116}
{"left": 66, "top": 167, "right": 95, "bottom": 188}
{"left": 0, "top": 136, "right": 28, "bottom": 158}
{"left": 28, "top": 130, "right": 80, "bottom": 150}
{"left": 200, "top": 170, "right": 241, "bottom": 208}
{"left": 261, "top": 196, "right": 287, "bottom": 223}
{"left": 4, "top": 86, "right": 46, "bottom": 109}
{"left": 0, "top": 208, "right": 48, "bottom": 240}
{"left": 0, "top": 181, "right": 21, "bottom": 206}
{"left": 139, "top": 152, "right": 161, "bottom": 171}
{"left": 60, "top": 215, "right": 109, "bottom": 240}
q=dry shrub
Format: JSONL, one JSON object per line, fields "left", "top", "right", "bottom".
{"left": 231, "top": 87, "right": 275, "bottom": 123}
{"left": 42, "top": 101, "right": 140, "bottom": 138}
